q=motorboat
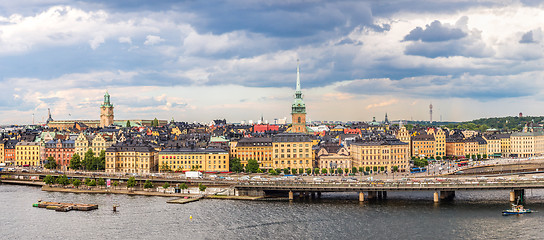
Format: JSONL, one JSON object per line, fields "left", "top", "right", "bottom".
{"left": 502, "top": 204, "right": 534, "bottom": 215}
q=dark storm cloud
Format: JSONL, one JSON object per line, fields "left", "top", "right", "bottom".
{"left": 403, "top": 20, "right": 467, "bottom": 42}
{"left": 520, "top": 31, "right": 537, "bottom": 43}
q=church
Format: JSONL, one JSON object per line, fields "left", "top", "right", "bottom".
{"left": 47, "top": 92, "right": 167, "bottom": 130}
{"left": 287, "top": 61, "right": 310, "bottom": 134}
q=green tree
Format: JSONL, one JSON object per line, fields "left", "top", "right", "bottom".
{"left": 365, "top": 166, "right": 371, "bottom": 172}
{"left": 229, "top": 158, "right": 243, "bottom": 173}
{"left": 163, "top": 182, "right": 170, "bottom": 189}
{"left": 338, "top": 168, "right": 343, "bottom": 174}
{"left": 97, "top": 178, "right": 106, "bottom": 188}
{"left": 298, "top": 168, "right": 304, "bottom": 175}
{"left": 43, "top": 175, "right": 55, "bottom": 185}
{"left": 291, "top": 168, "right": 297, "bottom": 175}
{"left": 44, "top": 156, "right": 57, "bottom": 169}
{"left": 393, "top": 166, "right": 399, "bottom": 172}
{"left": 471, "top": 154, "right": 476, "bottom": 160}
{"left": 321, "top": 168, "right": 328, "bottom": 174}
{"left": 160, "top": 163, "right": 171, "bottom": 172}
{"left": 84, "top": 178, "right": 92, "bottom": 186}
{"left": 152, "top": 118, "right": 159, "bottom": 127}
{"left": 180, "top": 183, "right": 188, "bottom": 193}
{"left": 112, "top": 181, "right": 119, "bottom": 189}
{"left": 380, "top": 166, "right": 385, "bottom": 172}
{"left": 84, "top": 149, "right": 95, "bottom": 170}
{"left": 373, "top": 166, "right": 378, "bottom": 172}
{"left": 436, "top": 156, "right": 442, "bottom": 161}
{"left": 483, "top": 154, "right": 487, "bottom": 159}
{"left": 245, "top": 159, "right": 260, "bottom": 173}
{"left": 144, "top": 180, "right": 153, "bottom": 189}
{"left": 88, "top": 179, "right": 96, "bottom": 186}
{"left": 98, "top": 150, "right": 106, "bottom": 170}
{"left": 127, "top": 176, "right": 136, "bottom": 188}
{"left": 257, "top": 168, "right": 263, "bottom": 173}
{"left": 305, "top": 168, "right": 312, "bottom": 175}
{"left": 465, "top": 154, "right": 470, "bottom": 159}
{"left": 198, "top": 183, "right": 207, "bottom": 193}
{"left": 283, "top": 169, "right": 289, "bottom": 175}
{"left": 345, "top": 168, "right": 349, "bottom": 175}
{"left": 72, "top": 179, "right": 81, "bottom": 188}
{"left": 404, "top": 124, "right": 414, "bottom": 131}
{"left": 269, "top": 169, "right": 278, "bottom": 175}
{"left": 57, "top": 175, "right": 69, "bottom": 186}
{"left": 276, "top": 168, "right": 281, "bottom": 174}
{"left": 69, "top": 153, "right": 81, "bottom": 170}
{"left": 126, "top": 120, "right": 131, "bottom": 128}
{"left": 314, "top": 168, "right": 319, "bottom": 174}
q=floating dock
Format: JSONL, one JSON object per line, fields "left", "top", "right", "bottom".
{"left": 166, "top": 196, "right": 202, "bottom": 204}
{"left": 33, "top": 201, "right": 98, "bottom": 212}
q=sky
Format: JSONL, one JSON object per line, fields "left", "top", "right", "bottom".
{"left": 1, "top": 0, "right": 544, "bottom": 124}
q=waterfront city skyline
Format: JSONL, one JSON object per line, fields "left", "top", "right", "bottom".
{"left": 1, "top": 1, "right": 544, "bottom": 124}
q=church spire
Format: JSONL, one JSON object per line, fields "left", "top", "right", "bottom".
{"left": 296, "top": 59, "right": 301, "bottom": 92}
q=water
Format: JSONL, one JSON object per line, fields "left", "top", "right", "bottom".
{"left": 2, "top": 184, "right": 544, "bottom": 239}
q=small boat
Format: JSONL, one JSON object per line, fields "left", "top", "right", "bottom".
{"left": 502, "top": 204, "right": 534, "bottom": 215}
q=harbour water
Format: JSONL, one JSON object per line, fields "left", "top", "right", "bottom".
{"left": 2, "top": 184, "right": 544, "bottom": 239}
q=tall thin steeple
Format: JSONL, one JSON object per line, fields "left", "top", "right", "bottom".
{"left": 291, "top": 59, "right": 307, "bottom": 133}
{"left": 295, "top": 59, "right": 302, "bottom": 100}
{"left": 46, "top": 108, "right": 54, "bottom": 124}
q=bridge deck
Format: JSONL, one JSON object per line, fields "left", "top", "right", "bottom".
{"left": 235, "top": 181, "right": 544, "bottom": 192}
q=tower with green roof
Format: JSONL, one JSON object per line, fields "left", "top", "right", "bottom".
{"left": 291, "top": 60, "right": 307, "bottom": 133}
{"left": 100, "top": 91, "right": 114, "bottom": 128}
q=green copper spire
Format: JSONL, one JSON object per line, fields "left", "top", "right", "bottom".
{"left": 101, "top": 91, "right": 113, "bottom": 107}
{"left": 292, "top": 60, "right": 306, "bottom": 114}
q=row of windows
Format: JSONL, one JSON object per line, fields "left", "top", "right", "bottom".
{"left": 274, "top": 143, "right": 310, "bottom": 147}
{"left": 275, "top": 154, "right": 310, "bottom": 158}
{"left": 275, "top": 160, "right": 310, "bottom": 165}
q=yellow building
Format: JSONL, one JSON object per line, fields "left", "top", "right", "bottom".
{"left": 272, "top": 133, "right": 313, "bottom": 170}
{"left": 510, "top": 131, "right": 544, "bottom": 158}
{"left": 105, "top": 143, "right": 157, "bottom": 174}
{"left": 497, "top": 134, "right": 511, "bottom": 157}
{"left": 483, "top": 135, "right": 501, "bottom": 158}
{"left": 427, "top": 128, "right": 446, "bottom": 158}
{"left": 235, "top": 137, "right": 273, "bottom": 169}
{"left": 464, "top": 138, "right": 479, "bottom": 158}
{"left": 0, "top": 141, "right": 4, "bottom": 165}
{"left": 350, "top": 139, "right": 410, "bottom": 172}
{"left": 158, "top": 148, "right": 229, "bottom": 173}
{"left": 411, "top": 134, "right": 435, "bottom": 158}
{"left": 75, "top": 132, "right": 116, "bottom": 159}
{"left": 15, "top": 142, "right": 41, "bottom": 166}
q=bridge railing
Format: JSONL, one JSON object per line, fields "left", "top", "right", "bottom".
{"left": 235, "top": 180, "right": 544, "bottom": 189}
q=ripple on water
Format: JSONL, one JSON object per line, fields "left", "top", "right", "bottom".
{"left": 1, "top": 184, "right": 544, "bottom": 239}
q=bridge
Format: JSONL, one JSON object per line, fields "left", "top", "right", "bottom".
{"left": 234, "top": 180, "right": 544, "bottom": 203}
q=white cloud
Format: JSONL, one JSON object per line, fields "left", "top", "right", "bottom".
{"left": 118, "top": 36, "right": 132, "bottom": 44}
{"left": 144, "top": 35, "right": 164, "bottom": 45}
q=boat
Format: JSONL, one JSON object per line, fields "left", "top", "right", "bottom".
{"left": 502, "top": 204, "right": 534, "bottom": 215}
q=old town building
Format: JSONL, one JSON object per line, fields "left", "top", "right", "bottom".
{"left": 272, "top": 133, "right": 313, "bottom": 170}
{"left": 15, "top": 142, "right": 41, "bottom": 166}
{"left": 317, "top": 144, "right": 351, "bottom": 171}
{"left": 350, "top": 138, "right": 410, "bottom": 172}
{"left": 45, "top": 139, "right": 75, "bottom": 170}
{"left": 235, "top": 137, "right": 273, "bottom": 169}
{"left": 105, "top": 143, "right": 157, "bottom": 174}
{"left": 158, "top": 147, "right": 228, "bottom": 173}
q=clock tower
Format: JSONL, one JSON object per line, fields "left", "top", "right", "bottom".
{"left": 100, "top": 91, "right": 114, "bottom": 128}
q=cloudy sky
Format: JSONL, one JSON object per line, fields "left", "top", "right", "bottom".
{"left": 1, "top": 0, "right": 544, "bottom": 124}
